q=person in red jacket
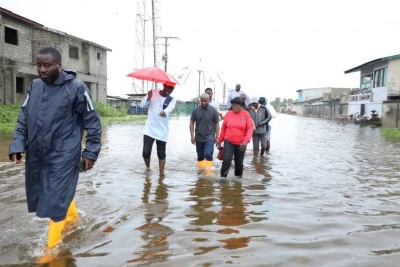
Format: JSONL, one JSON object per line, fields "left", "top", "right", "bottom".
{"left": 217, "top": 97, "right": 253, "bottom": 178}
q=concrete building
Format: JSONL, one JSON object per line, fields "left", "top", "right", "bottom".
{"left": 0, "top": 7, "right": 111, "bottom": 105}
{"left": 288, "top": 87, "right": 351, "bottom": 116}
{"left": 296, "top": 87, "right": 352, "bottom": 104}
{"left": 344, "top": 54, "right": 400, "bottom": 118}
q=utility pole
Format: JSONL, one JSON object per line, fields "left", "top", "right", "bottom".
{"left": 156, "top": 36, "right": 179, "bottom": 71}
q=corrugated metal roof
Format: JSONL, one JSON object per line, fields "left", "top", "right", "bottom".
{"left": 344, "top": 54, "right": 400, "bottom": 74}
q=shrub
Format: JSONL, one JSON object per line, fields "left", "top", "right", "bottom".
{"left": 382, "top": 128, "right": 400, "bottom": 139}
{"left": 0, "top": 104, "right": 20, "bottom": 124}
{"left": 94, "top": 102, "right": 128, "bottom": 117}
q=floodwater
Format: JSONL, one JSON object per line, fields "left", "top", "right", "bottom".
{"left": 1, "top": 114, "right": 400, "bottom": 267}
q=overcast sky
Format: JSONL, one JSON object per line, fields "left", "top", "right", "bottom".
{"left": 1, "top": 0, "right": 400, "bottom": 102}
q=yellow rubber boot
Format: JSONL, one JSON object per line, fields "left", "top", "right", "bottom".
{"left": 36, "top": 219, "right": 66, "bottom": 264}
{"left": 47, "top": 219, "right": 66, "bottom": 249}
{"left": 205, "top": 160, "right": 213, "bottom": 176}
{"left": 66, "top": 199, "right": 79, "bottom": 224}
{"left": 197, "top": 160, "right": 205, "bottom": 169}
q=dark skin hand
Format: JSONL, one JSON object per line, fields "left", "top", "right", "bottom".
{"left": 147, "top": 89, "right": 167, "bottom": 117}
{"left": 81, "top": 158, "right": 94, "bottom": 172}
{"left": 11, "top": 153, "right": 23, "bottom": 164}
{"left": 239, "top": 141, "right": 248, "bottom": 151}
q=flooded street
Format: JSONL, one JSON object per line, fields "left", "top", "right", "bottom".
{"left": 1, "top": 114, "right": 400, "bottom": 266}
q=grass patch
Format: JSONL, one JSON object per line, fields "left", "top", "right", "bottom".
{"left": 95, "top": 102, "right": 128, "bottom": 117}
{"left": 382, "top": 128, "right": 400, "bottom": 139}
{"left": 0, "top": 103, "right": 147, "bottom": 135}
{"left": 0, "top": 104, "right": 20, "bottom": 134}
{"left": 101, "top": 115, "right": 146, "bottom": 125}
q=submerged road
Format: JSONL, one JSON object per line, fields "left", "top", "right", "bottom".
{"left": 1, "top": 114, "right": 400, "bottom": 266}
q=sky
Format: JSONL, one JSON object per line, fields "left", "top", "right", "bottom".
{"left": 1, "top": 0, "right": 400, "bottom": 103}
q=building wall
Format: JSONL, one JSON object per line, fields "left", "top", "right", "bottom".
{"left": 299, "top": 87, "right": 332, "bottom": 102}
{"left": 303, "top": 104, "right": 348, "bottom": 120}
{"left": 387, "top": 59, "right": 400, "bottom": 94}
{"left": 0, "top": 11, "right": 110, "bottom": 105}
{"left": 381, "top": 100, "right": 400, "bottom": 127}
{"left": 31, "top": 29, "right": 108, "bottom": 103}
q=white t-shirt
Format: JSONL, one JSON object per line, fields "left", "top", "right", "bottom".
{"left": 226, "top": 90, "right": 251, "bottom": 108}
{"left": 266, "top": 102, "right": 276, "bottom": 126}
{"left": 209, "top": 101, "right": 220, "bottom": 112}
{"left": 140, "top": 90, "right": 177, "bottom": 142}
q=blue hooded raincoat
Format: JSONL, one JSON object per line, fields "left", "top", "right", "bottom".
{"left": 9, "top": 69, "right": 102, "bottom": 221}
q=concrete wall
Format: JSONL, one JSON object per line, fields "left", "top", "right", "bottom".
{"left": 0, "top": 12, "right": 110, "bottom": 105}
{"left": 303, "top": 104, "right": 348, "bottom": 120}
{"left": 381, "top": 100, "right": 400, "bottom": 127}
{"left": 387, "top": 59, "right": 400, "bottom": 95}
{"left": 299, "top": 87, "right": 332, "bottom": 102}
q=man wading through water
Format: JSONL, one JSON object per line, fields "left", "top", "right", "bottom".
{"left": 140, "top": 83, "right": 177, "bottom": 176}
{"left": 9, "top": 47, "right": 102, "bottom": 263}
{"left": 190, "top": 93, "right": 220, "bottom": 175}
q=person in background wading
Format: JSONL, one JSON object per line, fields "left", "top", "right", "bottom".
{"left": 226, "top": 84, "right": 251, "bottom": 109}
{"left": 249, "top": 97, "right": 271, "bottom": 156}
{"left": 190, "top": 93, "right": 220, "bottom": 175}
{"left": 217, "top": 97, "right": 253, "bottom": 178}
{"left": 205, "top": 87, "right": 224, "bottom": 120}
{"left": 258, "top": 97, "right": 276, "bottom": 152}
{"left": 140, "top": 83, "right": 177, "bottom": 176}
{"left": 9, "top": 47, "right": 102, "bottom": 263}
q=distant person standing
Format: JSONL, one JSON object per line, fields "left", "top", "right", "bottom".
{"left": 226, "top": 84, "right": 251, "bottom": 109}
{"left": 217, "top": 97, "right": 253, "bottom": 178}
{"left": 249, "top": 97, "right": 271, "bottom": 156}
{"left": 9, "top": 47, "right": 102, "bottom": 259}
{"left": 205, "top": 87, "right": 224, "bottom": 120}
{"left": 140, "top": 84, "right": 177, "bottom": 176}
{"left": 258, "top": 97, "right": 276, "bottom": 152}
{"left": 190, "top": 93, "right": 220, "bottom": 175}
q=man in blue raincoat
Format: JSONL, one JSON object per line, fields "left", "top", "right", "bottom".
{"left": 9, "top": 47, "right": 102, "bottom": 253}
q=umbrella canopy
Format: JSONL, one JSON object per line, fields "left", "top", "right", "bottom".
{"left": 127, "top": 66, "right": 179, "bottom": 86}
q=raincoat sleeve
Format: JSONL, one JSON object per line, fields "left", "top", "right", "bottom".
{"left": 76, "top": 85, "right": 102, "bottom": 161}
{"left": 258, "top": 106, "right": 272, "bottom": 127}
{"left": 9, "top": 86, "right": 31, "bottom": 160}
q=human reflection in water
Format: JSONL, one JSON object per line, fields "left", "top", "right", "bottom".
{"left": 188, "top": 178, "right": 218, "bottom": 228}
{"left": 35, "top": 250, "right": 76, "bottom": 267}
{"left": 217, "top": 181, "right": 250, "bottom": 250}
{"left": 127, "top": 175, "right": 173, "bottom": 265}
{"left": 251, "top": 155, "right": 272, "bottom": 182}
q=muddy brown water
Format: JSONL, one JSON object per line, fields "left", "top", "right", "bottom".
{"left": 1, "top": 114, "right": 400, "bottom": 266}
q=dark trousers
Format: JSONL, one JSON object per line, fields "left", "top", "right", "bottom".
{"left": 220, "top": 140, "right": 245, "bottom": 177}
{"left": 196, "top": 140, "right": 215, "bottom": 161}
{"left": 142, "top": 135, "right": 166, "bottom": 160}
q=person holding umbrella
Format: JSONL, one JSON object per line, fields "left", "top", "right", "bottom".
{"left": 217, "top": 97, "right": 253, "bottom": 178}
{"left": 140, "top": 83, "right": 177, "bottom": 176}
